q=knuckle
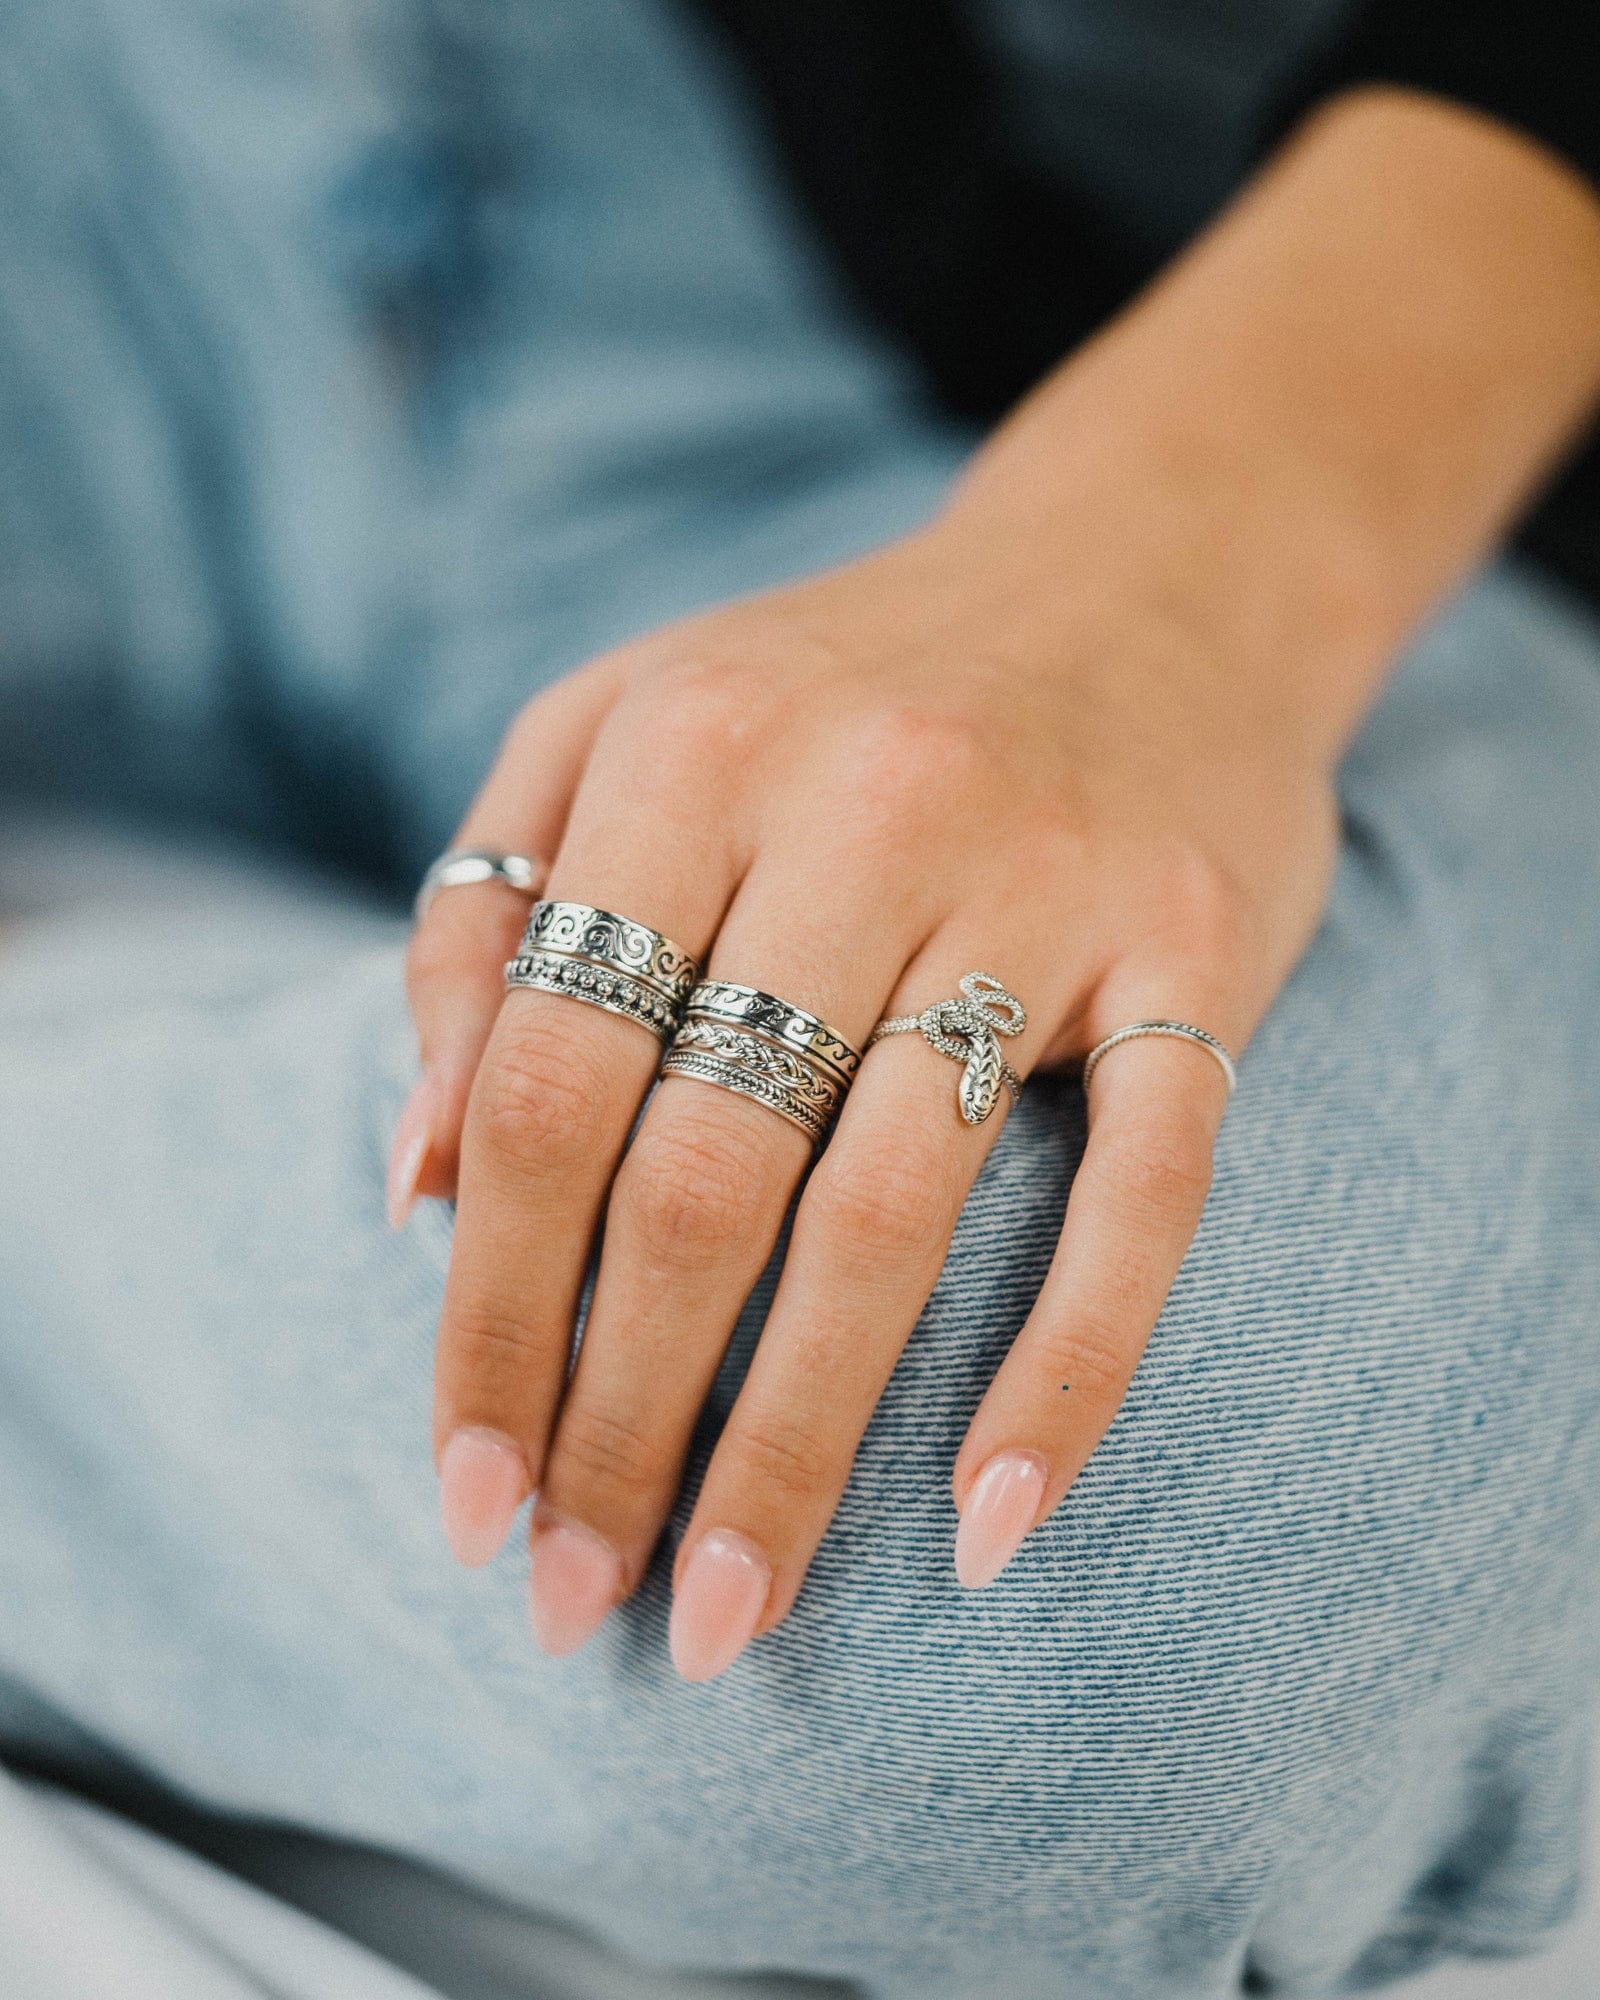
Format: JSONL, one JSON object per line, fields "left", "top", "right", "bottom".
{"left": 646, "top": 654, "right": 762, "bottom": 762}
{"left": 1089, "top": 1122, "right": 1213, "bottom": 1224}
{"left": 1033, "top": 1312, "right": 1131, "bottom": 1404}
{"left": 842, "top": 703, "right": 988, "bottom": 822}
{"left": 472, "top": 1013, "right": 614, "bottom": 1170}
{"left": 1151, "top": 843, "right": 1250, "bottom": 964}
{"left": 448, "top": 1301, "right": 549, "bottom": 1375}
{"left": 617, "top": 1113, "right": 775, "bottom": 1268}
{"left": 808, "top": 1133, "right": 950, "bottom": 1262}
{"left": 727, "top": 1411, "right": 836, "bottom": 1502}
{"left": 552, "top": 1401, "right": 665, "bottom": 1496}
{"left": 404, "top": 921, "right": 467, "bottom": 999}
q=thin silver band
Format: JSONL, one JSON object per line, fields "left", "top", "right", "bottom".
{"left": 414, "top": 850, "right": 543, "bottom": 923}
{"left": 1081, "top": 1021, "right": 1237, "bottom": 1095}
{"left": 660, "top": 1044, "right": 834, "bottom": 1143}
{"left": 866, "top": 972, "right": 1026, "bottom": 1126}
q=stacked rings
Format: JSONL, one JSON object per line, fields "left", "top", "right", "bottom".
{"left": 505, "top": 899, "right": 699, "bottom": 1040}
{"left": 662, "top": 981, "right": 861, "bottom": 1142}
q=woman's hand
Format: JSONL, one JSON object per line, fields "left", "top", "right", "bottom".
{"left": 398, "top": 87, "right": 1600, "bottom": 1679}
{"left": 405, "top": 497, "right": 1340, "bottom": 1676}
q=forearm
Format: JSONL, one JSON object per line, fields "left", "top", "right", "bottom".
{"left": 943, "top": 87, "right": 1600, "bottom": 765}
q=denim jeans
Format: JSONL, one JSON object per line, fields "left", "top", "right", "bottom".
{"left": 1, "top": 4, "right": 1598, "bottom": 1997}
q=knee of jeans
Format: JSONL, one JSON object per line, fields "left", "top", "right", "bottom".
{"left": 729, "top": 887, "right": 1597, "bottom": 1879}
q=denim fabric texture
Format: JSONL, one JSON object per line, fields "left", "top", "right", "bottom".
{"left": 0, "top": 4, "right": 1598, "bottom": 1999}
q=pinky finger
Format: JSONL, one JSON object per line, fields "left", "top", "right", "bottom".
{"left": 948, "top": 1030, "right": 1233, "bottom": 1586}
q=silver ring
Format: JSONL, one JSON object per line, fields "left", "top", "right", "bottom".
{"left": 502, "top": 949, "right": 687, "bottom": 1040}
{"left": 414, "top": 849, "right": 543, "bottom": 923}
{"left": 1081, "top": 1021, "right": 1237, "bottom": 1095}
{"left": 504, "top": 900, "right": 699, "bottom": 1041}
{"left": 677, "top": 981, "right": 860, "bottom": 1087}
{"left": 661, "top": 982, "right": 861, "bottom": 1142}
{"left": 866, "top": 972, "right": 1026, "bottom": 1126}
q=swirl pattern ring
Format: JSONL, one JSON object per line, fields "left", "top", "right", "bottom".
{"left": 677, "top": 981, "right": 860, "bottom": 1083}
{"left": 661, "top": 982, "right": 861, "bottom": 1141}
{"left": 504, "top": 899, "right": 699, "bottom": 1041}
{"left": 518, "top": 900, "right": 699, "bottom": 1007}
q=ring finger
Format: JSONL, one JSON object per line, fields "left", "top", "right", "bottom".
{"left": 662, "top": 915, "right": 1089, "bottom": 1680}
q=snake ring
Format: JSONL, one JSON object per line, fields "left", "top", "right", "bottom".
{"left": 866, "top": 972, "right": 1027, "bottom": 1125}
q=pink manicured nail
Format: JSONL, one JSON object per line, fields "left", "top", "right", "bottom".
{"left": 438, "top": 1426, "right": 529, "bottom": 1567}
{"left": 669, "top": 1529, "right": 771, "bottom": 1683}
{"left": 528, "top": 1513, "right": 624, "bottom": 1657}
{"left": 386, "top": 1072, "right": 439, "bottom": 1230}
{"left": 954, "top": 1451, "right": 1048, "bottom": 1589}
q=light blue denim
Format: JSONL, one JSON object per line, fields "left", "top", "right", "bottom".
{"left": 1, "top": 4, "right": 1599, "bottom": 1998}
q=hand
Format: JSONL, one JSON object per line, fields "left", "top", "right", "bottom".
{"left": 401, "top": 496, "right": 1338, "bottom": 1678}
{"left": 398, "top": 87, "right": 1600, "bottom": 1680}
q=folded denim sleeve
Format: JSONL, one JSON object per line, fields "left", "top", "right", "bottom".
{"left": 1263, "top": 1, "right": 1600, "bottom": 198}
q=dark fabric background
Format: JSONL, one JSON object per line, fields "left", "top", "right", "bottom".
{"left": 695, "top": 0, "right": 1600, "bottom": 608}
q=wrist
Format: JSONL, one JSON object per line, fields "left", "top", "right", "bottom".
{"left": 936, "top": 84, "right": 1600, "bottom": 770}
{"left": 933, "top": 390, "right": 1394, "bottom": 776}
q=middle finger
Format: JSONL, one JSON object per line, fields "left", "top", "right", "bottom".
{"left": 524, "top": 836, "right": 940, "bottom": 1652}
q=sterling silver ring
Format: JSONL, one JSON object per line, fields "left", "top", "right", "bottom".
{"left": 661, "top": 982, "right": 861, "bottom": 1142}
{"left": 414, "top": 849, "right": 544, "bottom": 923}
{"left": 505, "top": 900, "right": 699, "bottom": 1041}
{"left": 866, "top": 972, "right": 1026, "bottom": 1126}
{"left": 1081, "top": 1020, "right": 1237, "bottom": 1095}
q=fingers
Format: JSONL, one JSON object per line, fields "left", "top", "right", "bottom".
{"left": 392, "top": 662, "right": 621, "bottom": 1222}
{"left": 949, "top": 988, "right": 1240, "bottom": 1589}
{"left": 430, "top": 689, "right": 741, "bottom": 1566}
{"left": 521, "top": 840, "right": 935, "bottom": 1655}
{"left": 392, "top": 876, "right": 548, "bottom": 1226}
{"left": 660, "top": 928, "right": 1081, "bottom": 1680}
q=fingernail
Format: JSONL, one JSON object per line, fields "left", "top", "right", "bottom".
{"left": 954, "top": 1450, "right": 1048, "bottom": 1589}
{"left": 669, "top": 1529, "right": 771, "bottom": 1683}
{"left": 438, "top": 1426, "right": 529, "bottom": 1567}
{"left": 386, "top": 1072, "right": 439, "bottom": 1230}
{"left": 528, "top": 1512, "right": 624, "bottom": 1657}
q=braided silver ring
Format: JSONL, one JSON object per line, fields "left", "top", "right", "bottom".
{"left": 414, "top": 849, "right": 544, "bottom": 923}
{"left": 1082, "top": 1020, "right": 1237, "bottom": 1095}
{"left": 866, "top": 972, "right": 1026, "bottom": 1126}
{"left": 662, "top": 981, "right": 861, "bottom": 1143}
{"left": 505, "top": 900, "right": 699, "bottom": 1042}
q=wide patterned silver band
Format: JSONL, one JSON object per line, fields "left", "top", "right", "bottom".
{"left": 414, "top": 849, "right": 544, "bottom": 923}
{"left": 866, "top": 972, "right": 1026, "bottom": 1126}
{"left": 661, "top": 981, "right": 861, "bottom": 1142}
{"left": 504, "top": 900, "right": 700, "bottom": 1041}
{"left": 1081, "top": 1020, "right": 1237, "bottom": 1095}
